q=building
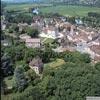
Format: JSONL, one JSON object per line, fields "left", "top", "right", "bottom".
{"left": 86, "top": 97, "right": 100, "bottom": 100}
{"left": 18, "top": 23, "right": 28, "bottom": 32}
{"left": 19, "top": 34, "right": 31, "bottom": 41}
{"left": 2, "top": 24, "right": 6, "bottom": 30}
{"left": 40, "top": 27, "right": 64, "bottom": 39}
{"left": 29, "top": 57, "right": 43, "bottom": 74}
{"left": 32, "top": 8, "right": 39, "bottom": 15}
{"left": 75, "top": 19, "right": 83, "bottom": 25}
{"left": 25, "top": 38, "right": 41, "bottom": 48}
{"left": 1, "top": 40, "right": 11, "bottom": 47}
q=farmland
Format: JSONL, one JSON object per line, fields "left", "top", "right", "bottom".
{"left": 40, "top": 5, "right": 100, "bottom": 16}
{"left": 5, "top": 4, "right": 100, "bottom": 16}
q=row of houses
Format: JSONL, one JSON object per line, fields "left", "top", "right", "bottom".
{"left": 66, "top": 26, "right": 100, "bottom": 63}
{"left": 18, "top": 16, "right": 100, "bottom": 63}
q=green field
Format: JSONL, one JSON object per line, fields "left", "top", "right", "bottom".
{"left": 5, "top": 4, "right": 100, "bottom": 16}
{"left": 40, "top": 5, "right": 100, "bottom": 16}
{"left": 5, "top": 4, "right": 52, "bottom": 11}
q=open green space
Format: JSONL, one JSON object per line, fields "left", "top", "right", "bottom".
{"left": 5, "top": 4, "right": 52, "bottom": 11}
{"left": 40, "top": 5, "right": 100, "bottom": 16}
{"left": 44, "top": 38, "right": 54, "bottom": 44}
{"left": 5, "top": 4, "right": 100, "bottom": 16}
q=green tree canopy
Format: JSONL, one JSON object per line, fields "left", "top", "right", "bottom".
{"left": 26, "top": 27, "right": 39, "bottom": 38}
{"left": 13, "top": 67, "right": 28, "bottom": 92}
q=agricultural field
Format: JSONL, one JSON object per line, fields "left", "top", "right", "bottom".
{"left": 5, "top": 4, "right": 100, "bottom": 16}
{"left": 40, "top": 5, "right": 100, "bottom": 16}
{"left": 4, "top": 3, "right": 52, "bottom": 11}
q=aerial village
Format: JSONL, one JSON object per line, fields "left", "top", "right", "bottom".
{"left": 1, "top": 1, "right": 100, "bottom": 100}
{"left": 1, "top": 8, "right": 100, "bottom": 75}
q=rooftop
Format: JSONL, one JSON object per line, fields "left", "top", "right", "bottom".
{"left": 89, "top": 45, "right": 100, "bottom": 55}
{"left": 29, "top": 57, "right": 43, "bottom": 68}
{"left": 26, "top": 38, "right": 41, "bottom": 43}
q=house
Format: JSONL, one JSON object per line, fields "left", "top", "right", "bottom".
{"left": 75, "top": 19, "right": 83, "bottom": 25}
{"left": 1, "top": 40, "right": 11, "bottom": 47}
{"left": 89, "top": 45, "right": 100, "bottom": 56}
{"left": 18, "top": 23, "right": 28, "bottom": 32}
{"left": 32, "top": 8, "right": 39, "bottom": 15}
{"left": 25, "top": 38, "right": 41, "bottom": 48}
{"left": 40, "top": 27, "right": 64, "bottom": 39}
{"left": 19, "top": 34, "right": 31, "bottom": 41}
{"left": 29, "top": 57, "right": 43, "bottom": 74}
{"left": 86, "top": 97, "right": 100, "bottom": 100}
{"left": 2, "top": 24, "right": 6, "bottom": 30}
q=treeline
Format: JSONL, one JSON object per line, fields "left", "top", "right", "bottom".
{"left": 42, "top": 0, "right": 100, "bottom": 7}
{"left": 82, "top": 12, "right": 100, "bottom": 28}
{"left": 88, "top": 12, "right": 100, "bottom": 18}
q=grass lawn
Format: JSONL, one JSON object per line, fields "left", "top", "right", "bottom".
{"left": 4, "top": 76, "right": 13, "bottom": 88}
{"left": 45, "top": 59, "right": 66, "bottom": 68}
{"left": 41, "top": 37, "right": 54, "bottom": 44}
{"left": 40, "top": 5, "right": 100, "bottom": 16}
{"left": 44, "top": 38, "right": 54, "bottom": 44}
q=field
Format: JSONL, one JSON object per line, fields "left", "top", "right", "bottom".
{"left": 40, "top": 5, "right": 100, "bottom": 16}
{"left": 5, "top": 4, "right": 100, "bottom": 16}
{"left": 5, "top": 4, "right": 52, "bottom": 11}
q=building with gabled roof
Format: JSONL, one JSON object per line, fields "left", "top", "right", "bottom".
{"left": 25, "top": 38, "right": 41, "bottom": 48}
{"left": 29, "top": 56, "right": 43, "bottom": 74}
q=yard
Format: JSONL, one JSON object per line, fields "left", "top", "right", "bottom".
{"left": 44, "top": 59, "right": 66, "bottom": 68}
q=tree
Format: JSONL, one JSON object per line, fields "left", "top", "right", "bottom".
{"left": 4, "top": 44, "right": 26, "bottom": 62}
{"left": 16, "top": 61, "right": 29, "bottom": 72}
{"left": 27, "top": 27, "right": 39, "bottom": 38}
{"left": 1, "top": 1, "right": 6, "bottom": 15}
{"left": 95, "top": 62, "right": 100, "bottom": 71}
{"left": 41, "top": 46, "right": 58, "bottom": 63}
{"left": 39, "top": 62, "right": 100, "bottom": 100}
{"left": 24, "top": 48, "right": 39, "bottom": 63}
{"left": 63, "top": 51, "right": 91, "bottom": 63}
{"left": 11, "top": 23, "right": 19, "bottom": 32}
{"left": 81, "top": 53, "right": 91, "bottom": 63}
{"left": 13, "top": 67, "right": 27, "bottom": 92}
{"left": 1, "top": 54, "right": 14, "bottom": 77}
{"left": 25, "top": 69, "right": 41, "bottom": 86}
{"left": 12, "top": 87, "right": 45, "bottom": 100}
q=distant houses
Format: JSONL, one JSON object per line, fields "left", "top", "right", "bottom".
{"left": 29, "top": 57, "right": 43, "bottom": 74}
{"left": 40, "top": 28, "right": 64, "bottom": 39}
{"left": 32, "top": 8, "right": 39, "bottom": 15}
{"left": 75, "top": 19, "right": 83, "bottom": 25}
